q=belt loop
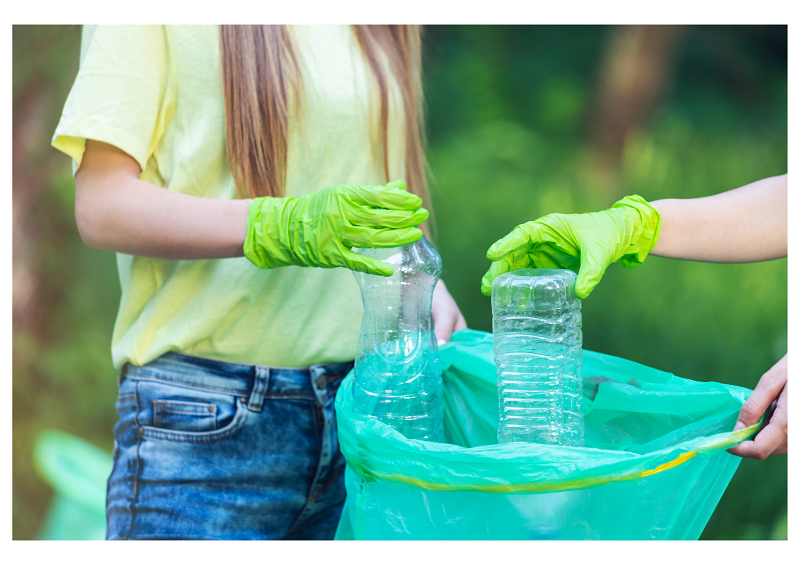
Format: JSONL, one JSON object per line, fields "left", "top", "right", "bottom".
{"left": 309, "top": 365, "right": 328, "bottom": 406}
{"left": 117, "top": 363, "right": 129, "bottom": 387}
{"left": 247, "top": 365, "right": 270, "bottom": 413}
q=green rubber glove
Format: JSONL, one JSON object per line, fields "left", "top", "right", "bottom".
{"left": 244, "top": 180, "right": 428, "bottom": 276}
{"left": 481, "top": 194, "right": 662, "bottom": 299}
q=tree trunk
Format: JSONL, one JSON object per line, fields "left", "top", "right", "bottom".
{"left": 590, "top": 25, "right": 684, "bottom": 167}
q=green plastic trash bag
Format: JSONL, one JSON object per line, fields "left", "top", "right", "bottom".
{"left": 334, "top": 329, "right": 762, "bottom": 540}
{"left": 33, "top": 429, "right": 113, "bottom": 540}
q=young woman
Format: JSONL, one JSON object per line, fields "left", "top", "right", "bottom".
{"left": 52, "top": 25, "right": 467, "bottom": 540}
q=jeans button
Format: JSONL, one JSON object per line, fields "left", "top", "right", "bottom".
{"left": 316, "top": 375, "right": 326, "bottom": 390}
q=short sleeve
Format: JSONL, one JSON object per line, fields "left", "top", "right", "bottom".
{"left": 52, "top": 25, "right": 175, "bottom": 174}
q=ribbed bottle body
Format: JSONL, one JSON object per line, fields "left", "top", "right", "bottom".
{"left": 492, "top": 268, "right": 583, "bottom": 446}
{"left": 352, "top": 237, "right": 444, "bottom": 442}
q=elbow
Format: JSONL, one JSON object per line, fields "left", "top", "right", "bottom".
{"left": 74, "top": 196, "right": 102, "bottom": 249}
{"left": 73, "top": 140, "right": 141, "bottom": 252}
{"left": 74, "top": 175, "right": 108, "bottom": 250}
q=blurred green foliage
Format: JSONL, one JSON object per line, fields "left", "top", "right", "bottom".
{"left": 13, "top": 25, "right": 121, "bottom": 540}
{"left": 13, "top": 25, "right": 786, "bottom": 540}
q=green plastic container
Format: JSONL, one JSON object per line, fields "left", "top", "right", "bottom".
{"left": 335, "top": 329, "right": 760, "bottom": 540}
{"left": 33, "top": 429, "right": 112, "bottom": 540}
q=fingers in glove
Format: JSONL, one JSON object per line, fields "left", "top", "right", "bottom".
{"left": 348, "top": 183, "right": 423, "bottom": 211}
{"left": 490, "top": 215, "right": 585, "bottom": 261}
{"left": 347, "top": 205, "right": 429, "bottom": 229}
{"left": 480, "top": 250, "right": 532, "bottom": 296}
{"left": 487, "top": 219, "right": 563, "bottom": 261}
{"left": 486, "top": 225, "right": 533, "bottom": 261}
{"left": 384, "top": 179, "right": 406, "bottom": 190}
{"left": 336, "top": 248, "right": 394, "bottom": 276}
{"left": 529, "top": 244, "right": 577, "bottom": 271}
{"left": 480, "top": 261, "right": 506, "bottom": 297}
{"left": 574, "top": 251, "right": 608, "bottom": 299}
{"left": 341, "top": 225, "right": 424, "bottom": 249}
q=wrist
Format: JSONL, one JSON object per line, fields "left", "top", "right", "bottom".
{"left": 244, "top": 196, "right": 275, "bottom": 268}
{"left": 224, "top": 198, "right": 253, "bottom": 258}
{"left": 613, "top": 194, "right": 662, "bottom": 267}
{"left": 648, "top": 198, "right": 685, "bottom": 258}
{"left": 243, "top": 196, "right": 297, "bottom": 269}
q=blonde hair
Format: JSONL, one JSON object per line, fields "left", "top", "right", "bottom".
{"left": 220, "top": 25, "right": 430, "bottom": 213}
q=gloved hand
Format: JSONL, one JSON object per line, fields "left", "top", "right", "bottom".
{"left": 481, "top": 195, "right": 661, "bottom": 299}
{"left": 244, "top": 180, "right": 427, "bottom": 276}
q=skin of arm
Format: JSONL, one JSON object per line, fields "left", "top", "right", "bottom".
{"left": 649, "top": 174, "right": 787, "bottom": 263}
{"left": 76, "top": 139, "right": 467, "bottom": 341}
{"left": 75, "top": 140, "right": 251, "bottom": 259}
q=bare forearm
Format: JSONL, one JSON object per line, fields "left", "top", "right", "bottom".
{"left": 75, "top": 139, "right": 251, "bottom": 260}
{"left": 76, "top": 170, "right": 250, "bottom": 260}
{"left": 650, "top": 174, "right": 787, "bottom": 263}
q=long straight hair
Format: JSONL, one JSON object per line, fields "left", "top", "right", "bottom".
{"left": 220, "top": 25, "right": 430, "bottom": 211}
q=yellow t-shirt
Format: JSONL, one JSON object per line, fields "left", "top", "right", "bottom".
{"left": 52, "top": 25, "right": 407, "bottom": 369}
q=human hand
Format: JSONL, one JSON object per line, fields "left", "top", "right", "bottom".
{"left": 480, "top": 195, "right": 661, "bottom": 299}
{"left": 244, "top": 180, "right": 428, "bottom": 276}
{"left": 432, "top": 280, "right": 467, "bottom": 345}
{"left": 728, "top": 355, "right": 788, "bottom": 459}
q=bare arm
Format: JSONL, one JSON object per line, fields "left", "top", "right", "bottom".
{"left": 77, "top": 139, "right": 469, "bottom": 338}
{"left": 75, "top": 140, "right": 250, "bottom": 259}
{"left": 650, "top": 174, "right": 787, "bottom": 262}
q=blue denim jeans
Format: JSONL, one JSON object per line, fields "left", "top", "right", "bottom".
{"left": 106, "top": 352, "right": 352, "bottom": 540}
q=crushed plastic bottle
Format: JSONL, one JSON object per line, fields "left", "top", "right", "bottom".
{"left": 491, "top": 268, "right": 584, "bottom": 446}
{"left": 352, "top": 236, "right": 444, "bottom": 442}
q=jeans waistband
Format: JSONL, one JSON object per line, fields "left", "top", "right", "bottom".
{"left": 122, "top": 352, "right": 354, "bottom": 412}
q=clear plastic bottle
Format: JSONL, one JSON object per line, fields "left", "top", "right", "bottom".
{"left": 491, "top": 268, "right": 583, "bottom": 446}
{"left": 352, "top": 236, "right": 444, "bottom": 442}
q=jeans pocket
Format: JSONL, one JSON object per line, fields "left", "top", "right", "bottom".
{"left": 134, "top": 379, "right": 248, "bottom": 443}
{"left": 153, "top": 400, "right": 217, "bottom": 432}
